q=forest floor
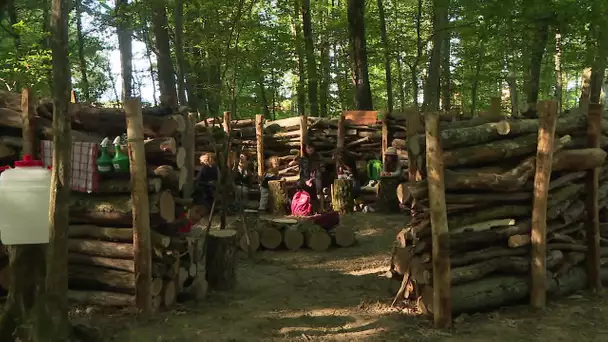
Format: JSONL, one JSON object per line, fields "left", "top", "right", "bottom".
{"left": 79, "top": 213, "right": 608, "bottom": 342}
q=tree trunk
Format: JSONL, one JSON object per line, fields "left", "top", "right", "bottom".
{"left": 470, "top": 37, "right": 485, "bottom": 117}
{"left": 142, "top": 20, "right": 158, "bottom": 106}
{"left": 301, "top": 0, "right": 319, "bottom": 116}
{"left": 423, "top": 0, "right": 449, "bottom": 112}
{"left": 151, "top": 0, "right": 178, "bottom": 108}
{"left": 524, "top": 17, "right": 550, "bottom": 112}
{"left": 377, "top": 0, "right": 393, "bottom": 113}
{"left": 410, "top": 0, "right": 423, "bottom": 110}
{"left": 554, "top": 30, "right": 563, "bottom": 113}
{"left": 116, "top": 0, "right": 132, "bottom": 100}
{"left": 292, "top": 0, "right": 307, "bottom": 115}
{"left": 256, "top": 71, "right": 271, "bottom": 118}
{"left": 396, "top": 55, "right": 406, "bottom": 111}
{"left": 441, "top": 20, "right": 451, "bottom": 111}
{"left": 45, "top": 0, "right": 72, "bottom": 337}
{"left": 320, "top": 40, "right": 330, "bottom": 116}
{"left": 173, "top": 0, "right": 188, "bottom": 106}
{"left": 347, "top": 0, "right": 373, "bottom": 110}
{"left": 75, "top": 0, "right": 90, "bottom": 102}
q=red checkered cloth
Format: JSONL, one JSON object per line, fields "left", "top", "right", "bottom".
{"left": 40, "top": 140, "right": 100, "bottom": 193}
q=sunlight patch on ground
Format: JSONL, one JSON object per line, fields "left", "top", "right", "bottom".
{"left": 264, "top": 308, "right": 389, "bottom": 341}
{"left": 346, "top": 265, "right": 389, "bottom": 276}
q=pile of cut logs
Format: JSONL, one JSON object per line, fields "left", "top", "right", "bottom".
{"left": 228, "top": 214, "right": 356, "bottom": 253}
{"left": 392, "top": 106, "right": 608, "bottom": 314}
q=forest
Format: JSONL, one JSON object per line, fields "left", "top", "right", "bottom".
{"left": 1, "top": 0, "right": 606, "bottom": 119}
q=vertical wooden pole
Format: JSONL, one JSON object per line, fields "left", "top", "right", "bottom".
{"left": 255, "top": 114, "right": 265, "bottom": 179}
{"left": 337, "top": 114, "right": 345, "bottom": 150}
{"left": 20, "top": 89, "right": 36, "bottom": 158}
{"left": 299, "top": 115, "right": 308, "bottom": 156}
{"left": 530, "top": 100, "right": 558, "bottom": 309}
{"left": 381, "top": 114, "right": 389, "bottom": 163}
{"left": 406, "top": 108, "right": 422, "bottom": 181}
{"left": 70, "top": 90, "right": 77, "bottom": 103}
{"left": 124, "top": 97, "right": 153, "bottom": 313}
{"left": 586, "top": 103, "right": 603, "bottom": 291}
{"left": 182, "top": 112, "right": 196, "bottom": 199}
{"left": 222, "top": 111, "right": 231, "bottom": 135}
{"left": 425, "top": 111, "right": 451, "bottom": 328}
{"left": 490, "top": 97, "right": 501, "bottom": 116}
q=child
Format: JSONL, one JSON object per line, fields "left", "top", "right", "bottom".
{"left": 298, "top": 141, "right": 324, "bottom": 212}
{"left": 258, "top": 156, "right": 281, "bottom": 211}
{"left": 233, "top": 153, "right": 252, "bottom": 211}
{"left": 333, "top": 148, "right": 360, "bottom": 196}
{"left": 193, "top": 153, "right": 218, "bottom": 207}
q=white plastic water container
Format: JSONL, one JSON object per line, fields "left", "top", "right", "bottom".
{"left": 0, "top": 155, "right": 52, "bottom": 244}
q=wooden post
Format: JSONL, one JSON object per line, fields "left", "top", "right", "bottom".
{"left": 20, "top": 88, "right": 36, "bottom": 158}
{"left": 255, "top": 114, "right": 264, "bottom": 179}
{"left": 222, "top": 111, "right": 231, "bottom": 135}
{"left": 337, "top": 114, "right": 345, "bottom": 150}
{"left": 70, "top": 90, "right": 77, "bottom": 103}
{"left": 530, "top": 100, "right": 558, "bottom": 309}
{"left": 490, "top": 97, "right": 501, "bottom": 116}
{"left": 299, "top": 115, "right": 308, "bottom": 156}
{"left": 405, "top": 108, "right": 422, "bottom": 181}
{"left": 425, "top": 111, "right": 451, "bottom": 328}
{"left": 586, "top": 103, "right": 603, "bottom": 291}
{"left": 124, "top": 97, "right": 153, "bottom": 312}
{"left": 381, "top": 113, "right": 389, "bottom": 163}
{"left": 182, "top": 113, "right": 196, "bottom": 199}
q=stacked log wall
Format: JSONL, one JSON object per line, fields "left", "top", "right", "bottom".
{"left": 392, "top": 104, "right": 608, "bottom": 315}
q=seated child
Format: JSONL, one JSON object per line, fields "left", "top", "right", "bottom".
{"left": 258, "top": 156, "right": 282, "bottom": 211}
{"left": 233, "top": 153, "right": 252, "bottom": 211}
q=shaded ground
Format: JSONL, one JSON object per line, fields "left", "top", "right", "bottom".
{"left": 84, "top": 213, "right": 608, "bottom": 341}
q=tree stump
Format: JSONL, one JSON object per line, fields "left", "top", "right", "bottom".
{"left": 239, "top": 230, "right": 260, "bottom": 253}
{"left": 268, "top": 180, "right": 288, "bottom": 214}
{"left": 283, "top": 228, "right": 304, "bottom": 250}
{"left": 205, "top": 229, "right": 238, "bottom": 291}
{"left": 330, "top": 225, "right": 356, "bottom": 247}
{"left": 332, "top": 179, "right": 354, "bottom": 214}
{"left": 377, "top": 178, "right": 400, "bottom": 213}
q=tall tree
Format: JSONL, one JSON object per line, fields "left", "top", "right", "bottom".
{"left": 75, "top": 0, "right": 89, "bottom": 102}
{"left": 174, "top": 0, "right": 188, "bottom": 106}
{"left": 347, "top": 0, "right": 373, "bottom": 110}
{"left": 424, "top": 0, "right": 449, "bottom": 112}
{"left": 292, "top": 0, "right": 307, "bottom": 115}
{"left": 301, "top": 0, "right": 319, "bottom": 115}
{"left": 151, "top": 0, "right": 178, "bottom": 108}
{"left": 116, "top": 0, "right": 132, "bottom": 100}
{"left": 47, "top": 0, "right": 72, "bottom": 337}
{"left": 377, "top": 0, "right": 393, "bottom": 113}
{"left": 522, "top": 3, "right": 551, "bottom": 112}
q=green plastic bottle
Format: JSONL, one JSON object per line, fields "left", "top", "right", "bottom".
{"left": 112, "top": 136, "right": 130, "bottom": 173}
{"left": 96, "top": 137, "right": 113, "bottom": 173}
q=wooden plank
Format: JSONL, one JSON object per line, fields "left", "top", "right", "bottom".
{"left": 343, "top": 110, "right": 378, "bottom": 125}
{"left": 530, "top": 100, "right": 558, "bottom": 309}
{"left": 425, "top": 111, "right": 451, "bottom": 328}
{"left": 124, "top": 97, "right": 153, "bottom": 312}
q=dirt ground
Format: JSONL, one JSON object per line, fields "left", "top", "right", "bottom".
{"left": 85, "top": 213, "right": 608, "bottom": 341}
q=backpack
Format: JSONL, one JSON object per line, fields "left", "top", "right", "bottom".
{"left": 367, "top": 159, "right": 383, "bottom": 181}
{"left": 291, "top": 190, "right": 312, "bottom": 217}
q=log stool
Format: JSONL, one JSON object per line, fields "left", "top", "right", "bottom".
{"left": 205, "top": 229, "right": 238, "bottom": 291}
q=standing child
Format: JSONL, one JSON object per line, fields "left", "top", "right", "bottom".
{"left": 258, "top": 156, "right": 281, "bottom": 212}
{"left": 193, "top": 153, "right": 219, "bottom": 208}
